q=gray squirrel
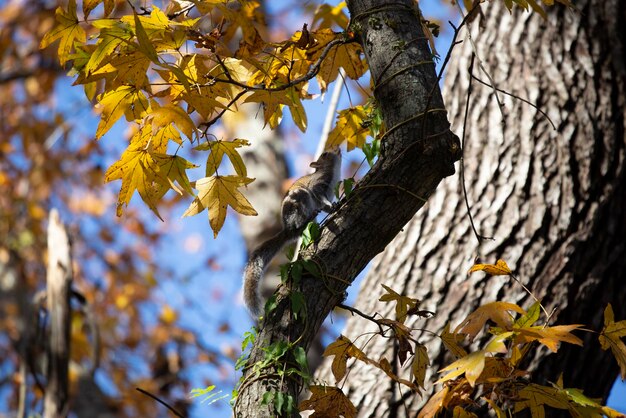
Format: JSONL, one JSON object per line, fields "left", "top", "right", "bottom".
{"left": 243, "top": 148, "right": 342, "bottom": 316}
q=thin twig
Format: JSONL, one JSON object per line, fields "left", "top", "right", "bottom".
{"left": 337, "top": 303, "right": 385, "bottom": 334}
{"left": 136, "top": 387, "right": 187, "bottom": 418}
{"left": 471, "top": 75, "right": 556, "bottom": 130}
{"left": 207, "top": 38, "right": 347, "bottom": 93}
{"left": 460, "top": 53, "right": 490, "bottom": 244}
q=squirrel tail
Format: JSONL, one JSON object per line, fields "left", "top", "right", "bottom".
{"left": 243, "top": 228, "right": 299, "bottom": 316}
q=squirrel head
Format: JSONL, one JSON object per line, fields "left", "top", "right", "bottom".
{"left": 309, "top": 147, "right": 341, "bottom": 169}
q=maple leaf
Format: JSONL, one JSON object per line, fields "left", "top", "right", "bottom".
{"left": 299, "top": 385, "right": 356, "bottom": 418}
{"left": 483, "top": 398, "right": 507, "bottom": 418}
{"left": 105, "top": 145, "right": 193, "bottom": 219}
{"left": 121, "top": 7, "right": 170, "bottom": 37}
{"left": 323, "top": 335, "right": 372, "bottom": 382}
{"left": 379, "top": 318, "right": 414, "bottom": 365}
{"left": 84, "top": 20, "right": 133, "bottom": 76}
{"left": 182, "top": 175, "right": 257, "bottom": 237}
{"left": 514, "top": 383, "right": 571, "bottom": 417}
{"left": 40, "top": 0, "right": 86, "bottom": 65}
{"left": 379, "top": 284, "right": 419, "bottom": 323}
{"left": 417, "top": 387, "right": 449, "bottom": 418}
{"left": 411, "top": 344, "right": 429, "bottom": 389}
{"left": 599, "top": 303, "right": 626, "bottom": 379}
{"left": 152, "top": 154, "right": 197, "bottom": 196}
{"left": 452, "top": 406, "right": 478, "bottom": 418}
{"left": 104, "top": 124, "right": 195, "bottom": 218}
{"left": 95, "top": 85, "right": 150, "bottom": 139}
{"left": 306, "top": 28, "right": 366, "bottom": 91}
{"left": 467, "top": 259, "right": 512, "bottom": 276}
{"left": 437, "top": 350, "right": 485, "bottom": 387}
{"left": 514, "top": 324, "right": 584, "bottom": 353}
{"left": 312, "top": 1, "right": 349, "bottom": 30}
{"left": 83, "top": 0, "right": 114, "bottom": 20}
{"left": 454, "top": 302, "right": 525, "bottom": 341}
{"left": 441, "top": 322, "right": 468, "bottom": 359}
{"left": 327, "top": 106, "right": 370, "bottom": 151}
{"left": 90, "top": 48, "right": 151, "bottom": 89}
{"left": 514, "top": 301, "right": 541, "bottom": 328}
{"left": 149, "top": 104, "right": 196, "bottom": 142}
{"left": 378, "top": 357, "right": 419, "bottom": 391}
{"left": 244, "top": 90, "right": 292, "bottom": 129}
{"left": 132, "top": 11, "right": 160, "bottom": 64}
{"left": 195, "top": 139, "right": 249, "bottom": 177}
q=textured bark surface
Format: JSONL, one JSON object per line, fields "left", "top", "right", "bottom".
{"left": 315, "top": 0, "right": 626, "bottom": 416}
{"left": 235, "top": 0, "right": 460, "bottom": 416}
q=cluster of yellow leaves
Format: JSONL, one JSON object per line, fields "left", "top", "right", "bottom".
{"left": 309, "top": 260, "right": 626, "bottom": 418}
{"left": 303, "top": 285, "right": 434, "bottom": 415}
{"left": 41, "top": 0, "right": 367, "bottom": 235}
{"left": 419, "top": 293, "right": 626, "bottom": 418}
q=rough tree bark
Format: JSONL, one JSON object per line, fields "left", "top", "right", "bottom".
{"left": 316, "top": 0, "right": 626, "bottom": 416}
{"left": 235, "top": 0, "right": 461, "bottom": 416}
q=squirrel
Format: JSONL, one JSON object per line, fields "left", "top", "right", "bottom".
{"left": 243, "top": 148, "right": 342, "bottom": 316}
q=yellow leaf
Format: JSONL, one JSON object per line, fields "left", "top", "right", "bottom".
{"left": 83, "top": 0, "right": 101, "bottom": 19}
{"left": 195, "top": 139, "right": 249, "bottom": 177}
{"left": 244, "top": 90, "right": 292, "bottom": 129}
{"left": 84, "top": 22, "right": 133, "bottom": 76}
{"left": 327, "top": 106, "right": 370, "bottom": 151}
{"left": 312, "top": 2, "right": 349, "bottom": 30}
{"left": 149, "top": 104, "right": 196, "bottom": 142}
{"left": 417, "top": 387, "right": 449, "bottom": 418}
{"left": 104, "top": 128, "right": 193, "bottom": 219}
{"left": 121, "top": 7, "right": 170, "bottom": 36}
{"left": 454, "top": 302, "right": 525, "bottom": 341}
{"left": 514, "top": 383, "right": 571, "bottom": 417}
{"left": 299, "top": 385, "right": 356, "bottom": 418}
{"left": 437, "top": 350, "right": 485, "bottom": 387}
{"left": 133, "top": 11, "right": 159, "bottom": 63}
{"left": 91, "top": 48, "right": 151, "bottom": 88}
{"left": 152, "top": 154, "right": 198, "bottom": 196}
{"left": 95, "top": 85, "right": 150, "bottom": 139}
{"left": 323, "top": 335, "right": 372, "bottom": 382}
{"left": 483, "top": 398, "right": 506, "bottom": 418}
{"left": 467, "top": 259, "right": 512, "bottom": 276}
{"left": 285, "top": 87, "right": 307, "bottom": 132}
{"left": 514, "top": 301, "right": 541, "bottom": 328}
{"left": 599, "top": 304, "right": 626, "bottom": 379}
{"left": 182, "top": 175, "right": 257, "bottom": 237}
{"left": 306, "top": 28, "right": 367, "bottom": 91}
{"left": 527, "top": 0, "right": 548, "bottom": 19}
{"left": 40, "top": 0, "right": 86, "bottom": 65}
{"left": 514, "top": 324, "right": 584, "bottom": 353}
{"left": 453, "top": 406, "right": 478, "bottom": 418}
{"left": 379, "top": 284, "right": 419, "bottom": 323}
{"left": 441, "top": 322, "right": 467, "bottom": 359}
{"left": 377, "top": 357, "right": 418, "bottom": 390}
{"left": 411, "top": 344, "right": 429, "bottom": 389}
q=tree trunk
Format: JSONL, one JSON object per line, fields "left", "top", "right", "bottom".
{"left": 44, "top": 209, "right": 73, "bottom": 418}
{"left": 315, "top": 0, "right": 626, "bottom": 415}
{"left": 235, "top": 0, "right": 460, "bottom": 415}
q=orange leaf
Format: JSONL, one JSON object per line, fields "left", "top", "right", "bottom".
{"left": 299, "top": 385, "right": 356, "bottom": 418}
{"left": 454, "top": 302, "right": 525, "bottom": 341}
{"left": 467, "top": 259, "right": 512, "bottom": 276}
{"left": 322, "top": 335, "right": 371, "bottom": 382}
